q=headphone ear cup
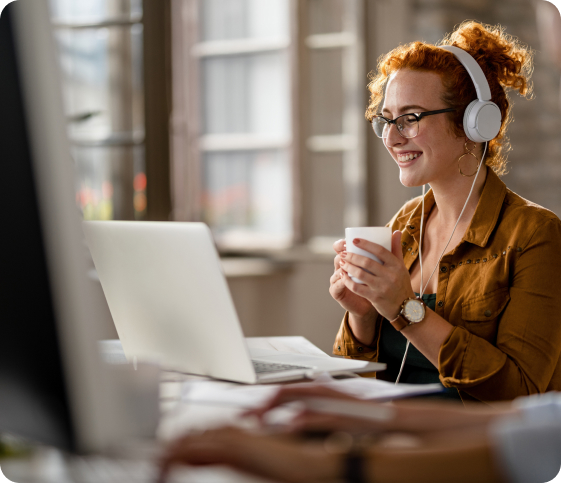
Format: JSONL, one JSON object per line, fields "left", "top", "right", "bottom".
{"left": 463, "top": 100, "right": 502, "bottom": 142}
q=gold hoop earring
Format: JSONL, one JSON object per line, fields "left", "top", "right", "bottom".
{"left": 458, "top": 141, "right": 479, "bottom": 177}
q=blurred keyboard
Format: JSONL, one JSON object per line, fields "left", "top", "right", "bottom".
{"left": 252, "top": 360, "right": 311, "bottom": 374}
{"left": 69, "top": 456, "right": 157, "bottom": 483}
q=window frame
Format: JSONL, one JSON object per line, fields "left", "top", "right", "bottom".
{"left": 170, "top": 0, "right": 371, "bottom": 252}
{"left": 50, "top": 0, "right": 172, "bottom": 221}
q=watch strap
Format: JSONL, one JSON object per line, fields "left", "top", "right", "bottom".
{"left": 389, "top": 313, "right": 409, "bottom": 331}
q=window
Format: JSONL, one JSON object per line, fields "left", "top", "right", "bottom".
{"left": 172, "top": 0, "right": 369, "bottom": 251}
{"left": 49, "top": 0, "right": 147, "bottom": 220}
{"left": 172, "top": 0, "right": 293, "bottom": 249}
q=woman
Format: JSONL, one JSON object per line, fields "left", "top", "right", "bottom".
{"left": 332, "top": 21, "right": 561, "bottom": 403}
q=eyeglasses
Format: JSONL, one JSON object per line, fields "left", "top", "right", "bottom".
{"left": 370, "top": 108, "right": 456, "bottom": 139}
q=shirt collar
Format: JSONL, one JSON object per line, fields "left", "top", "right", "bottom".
{"left": 463, "top": 168, "right": 507, "bottom": 247}
{"left": 397, "top": 168, "right": 507, "bottom": 248}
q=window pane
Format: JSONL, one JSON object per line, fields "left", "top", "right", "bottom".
{"left": 49, "top": 0, "right": 141, "bottom": 22}
{"left": 201, "top": 0, "right": 289, "bottom": 41}
{"left": 202, "top": 150, "right": 292, "bottom": 246}
{"left": 73, "top": 145, "right": 144, "bottom": 220}
{"left": 309, "top": 153, "right": 345, "bottom": 237}
{"left": 309, "top": 49, "right": 344, "bottom": 135}
{"left": 202, "top": 52, "right": 290, "bottom": 136}
{"left": 55, "top": 26, "right": 144, "bottom": 140}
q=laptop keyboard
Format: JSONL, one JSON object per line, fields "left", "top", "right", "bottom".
{"left": 252, "top": 360, "right": 312, "bottom": 374}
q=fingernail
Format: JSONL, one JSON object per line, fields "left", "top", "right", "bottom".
{"left": 339, "top": 260, "right": 345, "bottom": 266}
{"left": 353, "top": 238, "right": 360, "bottom": 245}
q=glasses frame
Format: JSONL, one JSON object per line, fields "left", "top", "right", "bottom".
{"left": 370, "top": 108, "right": 456, "bottom": 139}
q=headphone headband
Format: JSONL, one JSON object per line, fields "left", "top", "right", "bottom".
{"left": 440, "top": 45, "right": 492, "bottom": 101}
{"left": 439, "top": 45, "right": 501, "bottom": 142}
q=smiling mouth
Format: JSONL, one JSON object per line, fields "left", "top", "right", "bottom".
{"left": 396, "top": 152, "right": 422, "bottom": 163}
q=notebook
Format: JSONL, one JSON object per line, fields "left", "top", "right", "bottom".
{"left": 83, "top": 221, "right": 385, "bottom": 383}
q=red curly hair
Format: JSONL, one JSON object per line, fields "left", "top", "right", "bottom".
{"left": 365, "top": 21, "right": 534, "bottom": 175}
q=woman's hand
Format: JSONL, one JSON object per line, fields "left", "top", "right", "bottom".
{"left": 330, "top": 239, "right": 378, "bottom": 320}
{"left": 158, "top": 426, "right": 339, "bottom": 483}
{"left": 339, "top": 231, "right": 415, "bottom": 321}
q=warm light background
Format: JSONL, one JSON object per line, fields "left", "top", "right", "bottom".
{"left": 49, "top": 0, "right": 561, "bottom": 354}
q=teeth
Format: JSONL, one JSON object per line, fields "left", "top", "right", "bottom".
{"left": 397, "top": 153, "right": 420, "bottom": 162}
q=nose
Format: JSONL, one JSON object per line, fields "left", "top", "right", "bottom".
{"left": 384, "top": 122, "right": 405, "bottom": 148}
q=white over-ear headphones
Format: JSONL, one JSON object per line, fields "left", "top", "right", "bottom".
{"left": 440, "top": 45, "right": 502, "bottom": 142}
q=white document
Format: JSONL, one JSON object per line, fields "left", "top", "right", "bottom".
{"left": 182, "top": 372, "right": 442, "bottom": 409}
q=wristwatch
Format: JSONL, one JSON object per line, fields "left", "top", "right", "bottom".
{"left": 390, "top": 297, "right": 426, "bottom": 331}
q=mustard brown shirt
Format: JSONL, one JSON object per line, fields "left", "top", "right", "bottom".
{"left": 333, "top": 169, "right": 561, "bottom": 404}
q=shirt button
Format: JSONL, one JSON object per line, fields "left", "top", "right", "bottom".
{"left": 484, "top": 310, "right": 492, "bottom": 317}
{"left": 450, "top": 264, "right": 456, "bottom": 269}
{"left": 408, "top": 247, "right": 412, "bottom": 251}
{"left": 502, "top": 251, "right": 506, "bottom": 255}
{"left": 466, "top": 259, "right": 472, "bottom": 264}
{"left": 357, "top": 347, "right": 364, "bottom": 352}
{"left": 517, "top": 247, "right": 522, "bottom": 252}
{"left": 475, "top": 259, "right": 480, "bottom": 264}
{"left": 402, "top": 241, "right": 407, "bottom": 247}
{"left": 440, "top": 266, "right": 447, "bottom": 273}
{"left": 483, "top": 258, "right": 487, "bottom": 262}
{"left": 458, "top": 261, "right": 463, "bottom": 266}
{"left": 409, "top": 225, "right": 415, "bottom": 230}
{"left": 493, "top": 254, "right": 498, "bottom": 258}
{"left": 337, "top": 346, "right": 341, "bottom": 351}
{"left": 437, "top": 301, "right": 444, "bottom": 307}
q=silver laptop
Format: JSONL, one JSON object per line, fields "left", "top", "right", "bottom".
{"left": 83, "top": 221, "right": 385, "bottom": 383}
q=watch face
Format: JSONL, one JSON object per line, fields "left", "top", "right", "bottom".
{"left": 403, "top": 299, "right": 425, "bottom": 323}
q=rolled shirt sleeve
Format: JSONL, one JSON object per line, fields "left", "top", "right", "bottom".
{"left": 438, "top": 219, "right": 561, "bottom": 401}
{"left": 333, "top": 311, "right": 379, "bottom": 361}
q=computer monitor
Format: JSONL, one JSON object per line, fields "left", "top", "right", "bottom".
{"left": 0, "top": 0, "right": 157, "bottom": 454}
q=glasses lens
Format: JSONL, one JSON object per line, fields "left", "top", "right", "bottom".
{"left": 372, "top": 117, "right": 388, "bottom": 138}
{"left": 396, "top": 115, "right": 419, "bottom": 138}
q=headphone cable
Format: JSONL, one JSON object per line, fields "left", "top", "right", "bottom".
{"left": 395, "top": 142, "right": 488, "bottom": 384}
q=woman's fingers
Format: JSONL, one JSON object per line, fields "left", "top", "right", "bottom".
{"left": 335, "top": 232, "right": 403, "bottom": 283}
{"left": 391, "top": 230, "right": 404, "bottom": 260}
{"left": 333, "top": 252, "right": 346, "bottom": 270}
{"left": 329, "top": 269, "right": 345, "bottom": 287}
{"left": 340, "top": 258, "right": 377, "bottom": 283}
{"left": 349, "top": 238, "right": 396, "bottom": 265}
{"left": 339, "top": 270, "right": 378, "bottom": 300}
{"left": 333, "top": 238, "right": 346, "bottom": 253}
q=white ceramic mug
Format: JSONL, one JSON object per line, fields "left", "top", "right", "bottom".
{"left": 345, "top": 227, "right": 392, "bottom": 284}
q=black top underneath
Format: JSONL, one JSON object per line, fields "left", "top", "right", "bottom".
{"left": 378, "top": 293, "right": 461, "bottom": 400}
